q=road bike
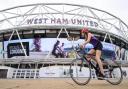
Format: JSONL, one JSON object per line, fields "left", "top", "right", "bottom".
{"left": 69, "top": 42, "right": 123, "bottom": 85}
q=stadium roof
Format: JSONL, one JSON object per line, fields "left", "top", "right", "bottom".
{"left": 0, "top": 3, "right": 128, "bottom": 43}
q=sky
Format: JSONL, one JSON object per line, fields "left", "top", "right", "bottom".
{"left": 0, "top": 0, "right": 128, "bottom": 25}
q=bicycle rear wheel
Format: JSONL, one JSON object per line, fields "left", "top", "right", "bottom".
{"left": 70, "top": 58, "right": 91, "bottom": 85}
{"left": 104, "top": 60, "right": 123, "bottom": 85}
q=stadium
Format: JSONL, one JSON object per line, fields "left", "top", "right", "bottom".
{"left": 0, "top": 3, "right": 128, "bottom": 79}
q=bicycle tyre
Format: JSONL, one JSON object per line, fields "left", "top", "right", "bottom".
{"left": 104, "top": 60, "right": 123, "bottom": 85}
{"left": 70, "top": 58, "right": 91, "bottom": 85}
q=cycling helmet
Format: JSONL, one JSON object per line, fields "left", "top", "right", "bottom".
{"left": 81, "top": 28, "right": 89, "bottom": 33}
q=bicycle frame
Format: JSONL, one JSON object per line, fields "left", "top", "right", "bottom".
{"left": 74, "top": 46, "right": 103, "bottom": 76}
{"left": 80, "top": 54, "right": 102, "bottom": 76}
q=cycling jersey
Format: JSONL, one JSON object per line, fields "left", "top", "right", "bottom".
{"left": 90, "top": 36, "right": 103, "bottom": 50}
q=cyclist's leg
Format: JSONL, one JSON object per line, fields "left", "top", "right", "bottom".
{"left": 86, "top": 49, "right": 95, "bottom": 60}
{"left": 52, "top": 52, "right": 58, "bottom": 58}
{"left": 95, "top": 50, "right": 104, "bottom": 75}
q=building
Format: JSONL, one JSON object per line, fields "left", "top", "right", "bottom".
{"left": 0, "top": 3, "right": 128, "bottom": 79}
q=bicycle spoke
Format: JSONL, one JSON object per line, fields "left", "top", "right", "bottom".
{"left": 104, "top": 61, "right": 123, "bottom": 85}
{"left": 70, "top": 59, "right": 91, "bottom": 85}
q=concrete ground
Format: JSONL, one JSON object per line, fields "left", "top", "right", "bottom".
{"left": 0, "top": 78, "right": 128, "bottom": 89}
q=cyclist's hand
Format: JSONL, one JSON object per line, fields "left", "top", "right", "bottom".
{"left": 80, "top": 44, "right": 84, "bottom": 49}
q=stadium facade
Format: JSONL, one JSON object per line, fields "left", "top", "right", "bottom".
{"left": 0, "top": 3, "right": 128, "bottom": 79}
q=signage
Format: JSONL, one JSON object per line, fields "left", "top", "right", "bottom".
{"left": 7, "top": 42, "right": 29, "bottom": 58}
{"left": 27, "top": 18, "right": 98, "bottom": 27}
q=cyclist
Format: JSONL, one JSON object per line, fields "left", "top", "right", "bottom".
{"left": 52, "top": 40, "right": 61, "bottom": 58}
{"left": 80, "top": 27, "right": 105, "bottom": 78}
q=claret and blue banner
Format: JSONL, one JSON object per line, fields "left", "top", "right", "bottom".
{"left": 1, "top": 38, "right": 127, "bottom": 60}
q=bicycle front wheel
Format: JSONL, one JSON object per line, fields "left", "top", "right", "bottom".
{"left": 70, "top": 58, "right": 91, "bottom": 85}
{"left": 104, "top": 60, "right": 123, "bottom": 85}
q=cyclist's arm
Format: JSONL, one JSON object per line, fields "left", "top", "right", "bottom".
{"left": 82, "top": 33, "right": 92, "bottom": 45}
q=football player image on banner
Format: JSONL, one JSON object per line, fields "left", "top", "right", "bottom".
{"left": 31, "top": 35, "right": 41, "bottom": 52}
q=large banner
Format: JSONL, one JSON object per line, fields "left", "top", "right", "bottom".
{"left": 7, "top": 42, "right": 29, "bottom": 58}
{"left": 4, "top": 38, "right": 127, "bottom": 60}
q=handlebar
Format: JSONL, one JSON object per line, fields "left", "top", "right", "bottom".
{"left": 73, "top": 44, "right": 95, "bottom": 57}
{"left": 73, "top": 44, "right": 86, "bottom": 54}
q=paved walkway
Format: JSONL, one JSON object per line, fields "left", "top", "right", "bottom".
{"left": 0, "top": 78, "right": 128, "bottom": 89}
